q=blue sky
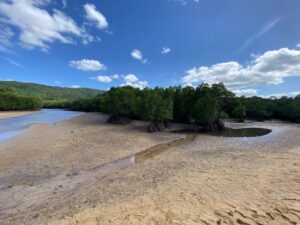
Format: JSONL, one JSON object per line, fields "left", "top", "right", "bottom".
{"left": 0, "top": 0, "right": 300, "bottom": 97}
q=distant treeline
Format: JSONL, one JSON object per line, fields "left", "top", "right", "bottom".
{"left": 2, "top": 82, "right": 299, "bottom": 130}
{"left": 0, "top": 88, "right": 42, "bottom": 110}
{"left": 0, "top": 81, "right": 102, "bottom": 101}
{"left": 50, "top": 83, "right": 300, "bottom": 131}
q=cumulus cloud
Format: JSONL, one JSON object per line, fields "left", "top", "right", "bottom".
{"left": 91, "top": 75, "right": 112, "bottom": 83}
{"left": 0, "top": 0, "right": 91, "bottom": 51}
{"left": 131, "top": 49, "right": 148, "bottom": 64}
{"left": 69, "top": 59, "right": 106, "bottom": 71}
{"left": 90, "top": 74, "right": 119, "bottom": 83}
{"left": 122, "top": 74, "right": 148, "bottom": 89}
{"left": 182, "top": 48, "right": 300, "bottom": 89}
{"left": 84, "top": 3, "right": 108, "bottom": 30}
{"left": 161, "top": 47, "right": 171, "bottom": 54}
{"left": 71, "top": 85, "right": 80, "bottom": 88}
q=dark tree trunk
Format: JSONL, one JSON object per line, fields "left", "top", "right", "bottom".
{"left": 148, "top": 121, "right": 165, "bottom": 132}
{"left": 204, "top": 120, "right": 226, "bottom": 132}
{"left": 217, "top": 119, "right": 226, "bottom": 131}
{"left": 237, "top": 118, "right": 245, "bottom": 123}
{"left": 107, "top": 115, "right": 131, "bottom": 124}
{"left": 163, "top": 121, "right": 172, "bottom": 129}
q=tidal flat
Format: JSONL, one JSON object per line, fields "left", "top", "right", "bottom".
{"left": 0, "top": 112, "right": 299, "bottom": 225}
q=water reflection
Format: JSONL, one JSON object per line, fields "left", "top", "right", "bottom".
{"left": 173, "top": 128, "right": 272, "bottom": 138}
{"left": 212, "top": 128, "right": 272, "bottom": 137}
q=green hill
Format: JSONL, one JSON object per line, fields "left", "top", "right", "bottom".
{"left": 0, "top": 81, "right": 103, "bottom": 101}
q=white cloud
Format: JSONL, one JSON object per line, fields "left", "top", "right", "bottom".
{"left": 91, "top": 75, "right": 113, "bottom": 83}
{"left": 122, "top": 74, "right": 148, "bottom": 89}
{"left": 236, "top": 17, "right": 281, "bottom": 53}
{"left": 0, "top": 26, "right": 14, "bottom": 52}
{"left": 84, "top": 3, "right": 108, "bottom": 30}
{"left": 71, "top": 85, "right": 80, "bottom": 88}
{"left": 182, "top": 48, "right": 300, "bottom": 89}
{"left": 69, "top": 59, "right": 106, "bottom": 71}
{"left": 232, "top": 89, "right": 258, "bottom": 96}
{"left": 90, "top": 74, "right": 119, "bottom": 83}
{"left": 260, "top": 91, "right": 300, "bottom": 99}
{"left": 111, "top": 74, "right": 119, "bottom": 79}
{"left": 0, "top": 0, "right": 88, "bottom": 51}
{"left": 296, "top": 43, "right": 300, "bottom": 48}
{"left": 161, "top": 47, "right": 171, "bottom": 54}
{"left": 131, "top": 49, "right": 148, "bottom": 64}
{"left": 124, "top": 74, "right": 138, "bottom": 83}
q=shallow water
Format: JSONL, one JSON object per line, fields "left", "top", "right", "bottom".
{"left": 212, "top": 128, "right": 272, "bottom": 137}
{"left": 173, "top": 128, "right": 272, "bottom": 138}
{"left": 0, "top": 109, "right": 83, "bottom": 142}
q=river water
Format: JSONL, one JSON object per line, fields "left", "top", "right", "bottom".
{"left": 0, "top": 109, "right": 83, "bottom": 143}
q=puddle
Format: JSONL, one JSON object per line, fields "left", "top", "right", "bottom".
{"left": 173, "top": 128, "right": 272, "bottom": 138}
{"left": 212, "top": 128, "right": 272, "bottom": 137}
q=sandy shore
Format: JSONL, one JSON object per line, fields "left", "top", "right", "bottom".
{"left": 0, "top": 113, "right": 299, "bottom": 225}
{"left": 0, "top": 111, "right": 38, "bottom": 119}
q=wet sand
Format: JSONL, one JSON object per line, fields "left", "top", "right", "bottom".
{"left": 0, "top": 111, "right": 37, "bottom": 119}
{"left": 0, "top": 113, "right": 299, "bottom": 225}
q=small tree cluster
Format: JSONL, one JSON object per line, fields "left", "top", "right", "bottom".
{"left": 89, "top": 83, "right": 237, "bottom": 132}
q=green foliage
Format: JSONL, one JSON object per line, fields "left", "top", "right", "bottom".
{"left": 232, "top": 104, "right": 246, "bottom": 121}
{"left": 0, "top": 87, "right": 16, "bottom": 95}
{"left": 101, "top": 86, "right": 138, "bottom": 116}
{"left": 0, "top": 81, "right": 102, "bottom": 101}
{"left": 191, "top": 94, "right": 219, "bottom": 125}
{"left": 69, "top": 97, "right": 102, "bottom": 112}
{"left": 172, "top": 86, "right": 195, "bottom": 123}
{"left": 135, "top": 89, "right": 173, "bottom": 122}
{"left": 277, "top": 98, "right": 300, "bottom": 122}
{"left": 43, "top": 100, "right": 71, "bottom": 109}
{"left": 211, "top": 83, "right": 235, "bottom": 99}
{"left": 220, "top": 111, "right": 229, "bottom": 119}
{"left": 0, "top": 93, "right": 42, "bottom": 110}
{"left": 68, "top": 84, "right": 300, "bottom": 124}
{"left": 242, "top": 97, "right": 275, "bottom": 120}
{"left": 3, "top": 80, "right": 297, "bottom": 125}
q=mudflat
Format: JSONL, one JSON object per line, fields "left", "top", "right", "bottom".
{"left": 0, "top": 113, "right": 299, "bottom": 225}
{"left": 0, "top": 111, "right": 37, "bottom": 119}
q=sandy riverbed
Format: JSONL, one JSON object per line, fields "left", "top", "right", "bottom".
{"left": 0, "top": 111, "right": 37, "bottom": 119}
{"left": 0, "top": 113, "right": 299, "bottom": 225}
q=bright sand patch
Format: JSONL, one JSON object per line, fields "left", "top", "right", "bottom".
{"left": 0, "top": 113, "right": 299, "bottom": 225}
{"left": 0, "top": 111, "right": 37, "bottom": 119}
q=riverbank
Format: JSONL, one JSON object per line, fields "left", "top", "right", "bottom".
{"left": 0, "top": 111, "right": 38, "bottom": 119}
{"left": 0, "top": 113, "right": 299, "bottom": 225}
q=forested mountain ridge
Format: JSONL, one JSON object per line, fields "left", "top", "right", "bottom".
{"left": 0, "top": 81, "right": 102, "bottom": 101}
